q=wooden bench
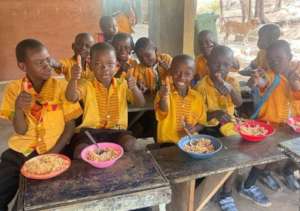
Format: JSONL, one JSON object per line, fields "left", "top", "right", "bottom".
{"left": 16, "top": 151, "right": 171, "bottom": 211}
{"left": 151, "top": 126, "right": 299, "bottom": 211}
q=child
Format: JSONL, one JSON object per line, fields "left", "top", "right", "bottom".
{"left": 97, "top": 16, "right": 118, "bottom": 43}
{"left": 113, "top": 1, "right": 136, "bottom": 34}
{"left": 52, "top": 33, "right": 95, "bottom": 81}
{"left": 155, "top": 54, "right": 206, "bottom": 144}
{"left": 134, "top": 37, "right": 172, "bottom": 94}
{"left": 111, "top": 32, "right": 137, "bottom": 79}
{"left": 241, "top": 24, "right": 280, "bottom": 76}
{"left": 195, "top": 30, "right": 239, "bottom": 84}
{"left": 195, "top": 45, "right": 242, "bottom": 211}
{"left": 240, "top": 40, "right": 300, "bottom": 207}
{"left": 65, "top": 42, "right": 145, "bottom": 159}
{"left": 0, "top": 39, "right": 82, "bottom": 210}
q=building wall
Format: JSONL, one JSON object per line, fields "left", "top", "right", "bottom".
{"left": 0, "top": 0, "right": 102, "bottom": 81}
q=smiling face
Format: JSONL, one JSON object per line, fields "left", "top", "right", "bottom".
{"left": 112, "top": 37, "right": 132, "bottom": 64}
{"left": 91, "top": 49, "right": 117, "bottom": 86}
{"left": 267, "top": 47, "right": 291, "bottom": 75}
{"left": 72, "top": 34, "right": 95, "bottom": 60}
{"left": 171, "top": 58, "right": 195, "bottom": 92}
{"left": 100, "top": 17, "right": 118, "bottom": 38}
{"left": 198, "top": 32, "right": 215, "bottom": 57}
{"left": 136, "top": 47, "right": 157, "bottom": 67}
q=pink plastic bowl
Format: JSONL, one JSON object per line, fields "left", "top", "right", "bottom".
{"left": 81, "top": 142, "right": 124, "bottom": 168}
{"left": 287, "top": 116, "right": 300, "bottom": 133}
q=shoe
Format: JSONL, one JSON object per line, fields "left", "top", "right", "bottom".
{"left": 259, "top": 173, "right": 281, "bottom": 191}
{"left": 239, "top": 184, "right": 271, "bottom": 207}
{"left": 218, "top": 196, "right": 238, "bottom": 211}
{"left": 283, "top": 174, "right": 300, "bottom": 191}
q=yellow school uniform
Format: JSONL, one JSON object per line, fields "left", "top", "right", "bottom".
{"left": 54, "top": 57, "right": 94, "bottom": 81}
{"left": 133, "top": 54, "right": 172, "bottom": 93}
{"left": 0, "top": 77, "right": 82, "bottom": 156}
{"left": 117, "top": 58, "right": 138, "bottom": 80}
{"left": 155, "top": 87, "right": 207, "bottom": 143}
{"left": 195, "top": 75, "right": 240, "bottom": 126}
{"left": 115, "top": 12, "right": 134, "bottom": 34}
{"left": 77, "top": 78, "right": 134, "bottom": 130}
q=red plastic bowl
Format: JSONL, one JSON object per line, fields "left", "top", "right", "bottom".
{"left": 236, "top": 120, "right": 275, "bottom": 142}
{"left": 287, "top": 116, "right": 300, "bottom": 133}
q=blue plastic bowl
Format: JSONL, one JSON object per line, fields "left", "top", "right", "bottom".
{"left": 177, "top": 134, "right": 223, "bottom": 159}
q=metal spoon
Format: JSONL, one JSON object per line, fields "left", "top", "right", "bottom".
{"left": 84, "top": 131, "right": 104, "bottom": 155}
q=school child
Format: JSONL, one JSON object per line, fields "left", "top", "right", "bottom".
{"left": 195, "top": 45, "right": 242, "bottom": 211}
{"left": 133, "top": 37, "right": 172, "bottom": 94}
{"left": 114, "top": 1, "right": 136, "bottom": 34}
{"left": 65, "top": 42, "right": 145, "bottom": 159}
{"left": 0, "top": 39, "right": 82, "bottom": 210}
{"left": 111, "top": 32, "right": 137, "bottom": 79}
{"left": 240, "top": 40, "right": 300, "bottom": 207}
{"left": 155, "top": 54, "right": 206, "bottom": 144}
{"left": 97, "top": 16, "right": 118, "bottom": 43}
{"left": 51, "top": 33, "right": 95, "bottom": 81}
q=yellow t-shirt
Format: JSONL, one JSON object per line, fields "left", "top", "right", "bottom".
{"left": 134, "top": 54, "right": 172, "bottom": 93}
{"left": 155, "top": 87, "right": 207, "bottom": 143}
{"left": 77, "top": 78, "right": 134, "bottom": 130}
{"left": 195, "top": 75, "right": 240, "bottom": 126}
{"left": 54, "top": 57, "right": 94, "bottom": 81}
{"left": 0, "top": 78, "right": 82, "bottom": 156}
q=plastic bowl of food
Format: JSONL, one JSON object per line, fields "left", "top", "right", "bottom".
{"left": 177, "top": 134, "right": 222, "bottom": 159}
{"left": 236, "top": 120, "right": 274, "bottom": 142}
{"left": 287, "top": 116, "right": 300, "bottom": 133}
{"left": 81, "top": 143, "right": 124, "bottom": 168}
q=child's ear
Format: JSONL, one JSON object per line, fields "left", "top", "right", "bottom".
{"left": 17, "top": 62, "right": 26, "bottom": 72}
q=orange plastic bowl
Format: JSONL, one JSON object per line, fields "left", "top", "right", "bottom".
{"left": 287, "top": 116, "right": 300, "bottom": 133}
{"left": 21, "top": 154, "right": 71, "bottom": 180}
{"left": 236, "top": 120, "right": 275, "bottom": 142}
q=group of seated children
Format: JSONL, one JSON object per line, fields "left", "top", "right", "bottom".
{"left": 0, "top": 19, "right": 299, "bottom": 211}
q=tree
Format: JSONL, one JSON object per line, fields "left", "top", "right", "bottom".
{"left": 274, "top": 0, "right": 282, "bottom": 11}
{"left": 255, "top": 0, "right": 265, "bottom": 23}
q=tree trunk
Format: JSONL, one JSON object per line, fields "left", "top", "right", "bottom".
{"left": 274, "top": 0, "right": 282, "bottom": 11}
{"left": 249, "top": 0, "right": 253, "bottom": 19}
{"left": 220, "top": 0, "right": 224, "bottom": 19}
{"left": 255, "top": 0, "right": 265, "bottom": 23}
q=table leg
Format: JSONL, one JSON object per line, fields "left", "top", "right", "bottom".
{"left": 195, "top": 170, "right": 234, "bottom": 211}
{"left": 167, "top": 179, "right": 195, "bottom": 211}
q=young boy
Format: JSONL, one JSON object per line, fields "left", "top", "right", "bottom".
{"left": 65, "top": 42, "right": 145, "bottom": 159}
{"left": 134, "top": 37, "right": 172, "bottom": 94}
{"left": 241, "top": 40, "right": 300, "bottom": 207}
{"left": 0, "top": 39, "right": 82, "bottom": 210}
{"left": 52, "top": 33, "right": 95, "bottom": 81}
{"left": 241, "top": 24, "right": 280, "bottom": 76}
{"left": 155, "top": 54, "right": 206, "bottom": 144}
{"left": 111, "top": 32, "right": 137, "bottom": 79}
{"left": 97, "top": 16, "right": 118, "bottom": 43}
{"left": 195, "top": 45, "right": 242, "bottom": 211}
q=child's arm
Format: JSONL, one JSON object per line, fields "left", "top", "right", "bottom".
{"left": 158, "top": 83, "right": 169, "bottom": 112}
{"left": 127, "top": 74, "right": 145, "bottom": 107}
{"left": 288, "top": 71, "right": 300, "bottom": 91}
{"left": 228, "top": 86, "right": 243, "bottom": 107}
{"left": 207, "top": 110, "right": 231, "bottom": 124}
{"left": 66, "top": 58, "right": 82, "bottom": 102}
{"left": 13, "top": 91, "right": 32, "bottom": 135}
{"left": 48, "top": 120, "right": 75, "bottom": 153}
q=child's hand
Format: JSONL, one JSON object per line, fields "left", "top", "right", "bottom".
{"left": 15, "top": 91, "right": 32, "bottom": 111}
{"left": 48, "top": 58, "right": 60, "bottom": 69}
{"left": 138, "top": 80, "right": 148, "bottom": 93}
{"left": 127, "top": 72, "right": 138, "bottom": 90}
{"left": 247, "top": 68, "right": 266, "bottom": 89}
{"left": 288, "top": 71, "right": 300, "bottom": 91}
{"left": 213, "top": 110, "right": 231, "bottom": 124}
{"left": 71, "top": 64, "right": 82, "bottom": 80}
{"left": 158, "top": 60, "right": 170, "bottom": 71}
{"left": 159, "top": 84, "right": 169, "bottom": 98}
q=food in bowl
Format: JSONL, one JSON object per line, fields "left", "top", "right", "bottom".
{"left": 240, "top": 124, "right": 268, "bottom": 136}
{"left": 183, "top": 138, "right": 215, "bottom": 153}
{"left": 86, "top": 148, "right": 118, "bottom": 162}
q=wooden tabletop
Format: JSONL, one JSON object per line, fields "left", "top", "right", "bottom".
{"left": 151, "top": 126, "right": 299, "bottom": 183}
{"left": 279, "top": 137, "right": 300, "bottom": 162}
{"left": 18, "top": 151, "right": 171, "bottom": 211}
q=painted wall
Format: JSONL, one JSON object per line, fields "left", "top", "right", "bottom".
{"left": 0, "top": 0, "right": 102, "bottom": 81}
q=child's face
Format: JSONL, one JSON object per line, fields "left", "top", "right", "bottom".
{"left": 209, "top": 53, "right": 233, "bottom": 80}
{"left": 19, "top": 47, "right": 52, "bottom": 81}
{"left": 136, "top": 47, "right": 157, "bottom": 67}
{"left": 101, "top": 19, "right": 118, "bottom": 37}
{"left": 113, "top": 38, "right": 132, "bottom": 63}
{"left": 171, "top": 60, "right": 195, "bottom": 91}
{"left": 72, "top": 35, "right": 95, "bottom": 59}
{"left": 91, "top": 50, "right": 117, "bottom": 85}
{"left": 199, "top": 33, "right": 215, "bottom": 57}
{"left": 267, "top": 48, "right": 291, "bottom": 74}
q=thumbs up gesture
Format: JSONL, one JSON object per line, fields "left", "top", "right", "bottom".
{"left": 71, "top": 55, "right": 82, "bottom": 80}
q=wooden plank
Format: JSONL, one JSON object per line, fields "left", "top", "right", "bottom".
{"left": 279, "top": 137, "right": 300, "bottom": 162}
{"left": 167, "top": 180, "right": 195, "bottom": 211}
{"left": 151, "top": 126, "right": 296, "bottom": 183}
{"left": 195, "top": 171, "right": 234, "bottom": 211}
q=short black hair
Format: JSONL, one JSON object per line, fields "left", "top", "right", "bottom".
{"left": 208, "top": 45, "right": 233, "bottom": 61}
{"left": 134, "top": 37, "right": 156, "bottom": 53}
{"left": 198, "top": 30, "right": 214, "bottom": 42}
{"left": 99, "top": 16, "right": 114, "bottom": 28}
{"left": 112, "top": 32, "right": 134, "bottom": 50}
{"left": 90, "top": 42, "right": 116, "bottom": 58}
{"left": 15, "top": 39, "right": 45, "bottom": 63}
{"left": 267, "top": 40, "right": 292, "bottom": 59}
{"left": 74, "top": 32, "right": 94, "bottom": 42}
{"left": 258, "top": 24, "right": 280, "bottom": 39}
{"left": 171, "top": 54, "right": 195, "bottom": 70}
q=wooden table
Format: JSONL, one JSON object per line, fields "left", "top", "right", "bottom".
{"left": 151, "top": 126, "right": 299, "bottom": 211}
{"left": 279, "top": 137, "right": 300, "bottom": 162}
{"left": 17, "top": 151, "right": 171, "bottom": 211}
